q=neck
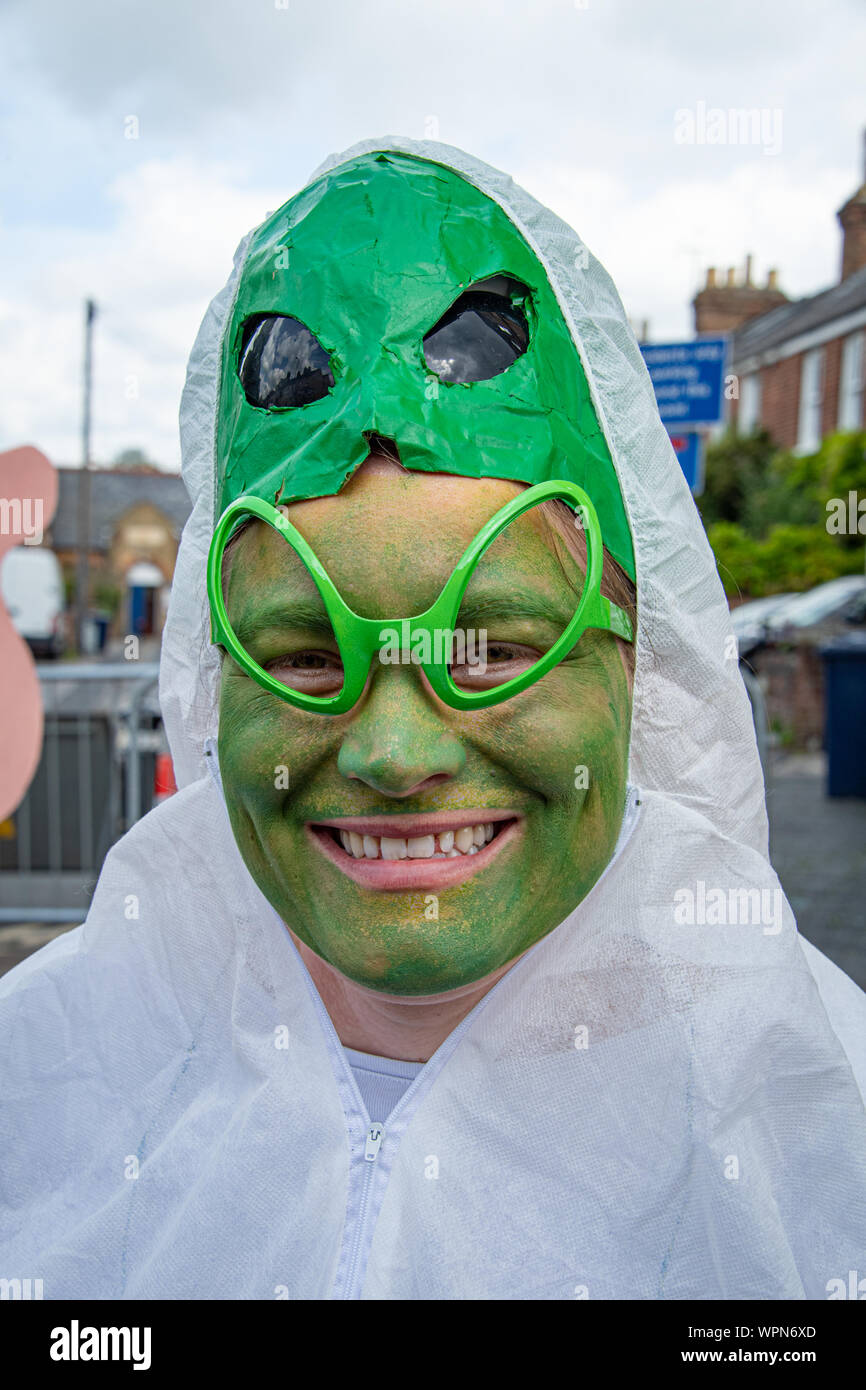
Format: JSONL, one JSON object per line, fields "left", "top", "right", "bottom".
{"left": 288, "top": 930, "right": 525, "bottom": 1063}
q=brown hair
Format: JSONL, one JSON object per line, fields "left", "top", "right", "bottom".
{"left": 536, "top": 498, "right": 637, "bottom": 678}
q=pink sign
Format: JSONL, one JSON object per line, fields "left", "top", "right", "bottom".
{"left": 0, "top": 446, "right": 59, "bottom": 821}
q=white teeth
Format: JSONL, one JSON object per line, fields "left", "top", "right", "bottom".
{"left": 380, "top": 836, "right": 408, "bottom": 860}
{"left": 408, "top": 835, "right": 436, "bottom": 859}
{"left": 334, "top": 820, "right": 502, "bottom": 860}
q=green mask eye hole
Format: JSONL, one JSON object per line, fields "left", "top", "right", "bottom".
{"left": 238, "top": 314, "right": 335, "bottom": 409}
{"left": 423, "top": 284, "right": 529, "bottom": 383}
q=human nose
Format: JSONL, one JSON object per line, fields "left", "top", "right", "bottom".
{"left": 337, "top": 663, "right": 466, "bottom": 796}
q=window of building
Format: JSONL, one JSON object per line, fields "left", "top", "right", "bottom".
{"left": 838, "top": 331, "right": 864, "bottom": 430}
{"left": 796, "top": 347, "right": 825, "bottom": 454}
{"left": 738, "top": 372, "right": 762, "bottom": 434}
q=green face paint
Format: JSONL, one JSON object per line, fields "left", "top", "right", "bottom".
{"left": 217, "top": 151, "right": 635, "bottom": 580}
{"left": 218, "top": 467, "right": 633, "bottom": 997}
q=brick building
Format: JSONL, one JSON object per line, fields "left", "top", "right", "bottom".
{"left": 50, "top": 466, "right": 190, "bottom": 639}
{"left": 693, "top": 135, "right": 866, "bottom": 452}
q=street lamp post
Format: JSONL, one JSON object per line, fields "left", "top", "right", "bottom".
{"left": 75, "top": 299, "right": 97, "bottom": 654}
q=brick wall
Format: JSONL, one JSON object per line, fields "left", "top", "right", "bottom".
{"left": 694, "top": 285, "right": 787, "bottom": 335}
{"left": 739, "top": 331, "right": 861, "bottom": 448}
{"left": 749, "top": 641, "right": 825, "bottom": 749}
{"left": 755, "top": 354, "right": 802, "bottom": 449}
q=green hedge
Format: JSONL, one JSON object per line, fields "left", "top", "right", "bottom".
{"left": 697, "top": 429, "right": 866, "bottom": 598}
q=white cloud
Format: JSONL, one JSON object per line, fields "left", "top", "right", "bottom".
{"left": 1, "top": 0, "right": 864, "bottom": 468}
{"left": 0, "top": 159, "right": 282, "bottom": 468}
{"left": 524, "top": 157, "right": 859, "bottom": 340}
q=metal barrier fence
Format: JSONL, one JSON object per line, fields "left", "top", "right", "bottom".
{"left": 0, "top": 663, "right": 165, "bottom": 923}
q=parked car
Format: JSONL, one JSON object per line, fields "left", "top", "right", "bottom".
{"left": 763, "top": 575, "right": 866, "bottom": 640}
{"left": 0, "top": 545, "right": 65, "bottom": 658}
{"left": 730, "top": 593, "right": 797, "bottom": 655}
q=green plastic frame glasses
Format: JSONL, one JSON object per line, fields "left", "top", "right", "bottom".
{"left": 207, "top": 477, "right": 635, "bottom": 715}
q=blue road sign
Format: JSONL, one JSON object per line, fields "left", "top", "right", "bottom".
{"left": 640, "top": 337, "right": 728, "bottom": 426}
{"left": 668, "top": 430, "right": 705, "bottom": 496}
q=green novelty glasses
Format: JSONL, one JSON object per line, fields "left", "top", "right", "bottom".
{"left": 207, "top": 478, "right": 635, "bottom": 715}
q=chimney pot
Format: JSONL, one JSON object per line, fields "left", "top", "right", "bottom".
{"left": 706, "top": 266, "right": 717, "bottom": 288}
{"left": 726, "top": 267, "right": 737, "bottom": 287}
{"left": 767, "top": 268, "right": 779, "bottom": 291}
{"left": 744, "top": 254, "right": 753, "bottom": 286}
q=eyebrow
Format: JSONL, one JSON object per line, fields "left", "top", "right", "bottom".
{"left": 454, "top": 587, "right": 582, "bottom": 629}
{"left": 228, "top": 580, "right": 583, "bottom": 642}
{"left": 231, "top": 598, "right": 336, "bottom": 646}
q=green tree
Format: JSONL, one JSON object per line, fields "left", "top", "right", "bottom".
{"left": 696, "top": 428, "right": 775, "bottom": 531}
{"left": 112, "top": 447, "right": 157, "bottom": 471}
{"left": 700, "top": 429, "right": 866, "bottom": 596}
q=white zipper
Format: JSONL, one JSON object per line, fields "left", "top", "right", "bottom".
{"left": 342, "top": 1123, "right": 385, "bottom": 1299}
{"left": 364, "top": 1123, "right": 385, "bottom": 1161}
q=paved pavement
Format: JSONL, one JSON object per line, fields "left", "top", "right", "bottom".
{"left": 1, "top": 753, "right": 864, "bottom": 988}
{"left": 767, "top": 751, "right": 866, "bottom": 989}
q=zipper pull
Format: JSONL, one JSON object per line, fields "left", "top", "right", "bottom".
{"left": 364, "top": 1123, "right": 385, "bottom": 1161}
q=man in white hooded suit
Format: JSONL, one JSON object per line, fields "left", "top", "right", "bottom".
{"left": 1, "top": 137, "right": 865, "bottom": 1300}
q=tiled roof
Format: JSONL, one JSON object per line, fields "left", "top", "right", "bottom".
{"left": 733, "top": 265, "right": 866, "bottom": 363}
{"left": 51, "top": 468, "right": 191, "bottom": 550}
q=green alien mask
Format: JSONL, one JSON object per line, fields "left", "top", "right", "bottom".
{"left": 214, "top": 150, "right": 638, "bottom": 1000}
{"left": 216, "top": 150, "right": 635, "bottom": 581}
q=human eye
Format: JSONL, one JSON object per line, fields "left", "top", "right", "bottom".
{"left": 262, "top": 646, "right": 345, "bottom": 695}
{"left": 449, "top": 638, "right": 542, "bottom": 691}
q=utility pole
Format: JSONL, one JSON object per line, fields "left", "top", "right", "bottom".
{"left": 75, "top": 299, "right": 96, "bottom": 653}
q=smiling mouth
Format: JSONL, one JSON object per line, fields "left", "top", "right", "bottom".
{"left": 306, "top": 811, "right": 521, "bottom": 891}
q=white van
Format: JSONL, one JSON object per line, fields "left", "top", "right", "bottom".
{"left": 1, "top": 546, "right": 65, "bottom": 658}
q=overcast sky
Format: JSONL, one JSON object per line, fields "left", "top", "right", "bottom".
{"left": 2, "top": 0, "right": 864, "bottom": 471}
